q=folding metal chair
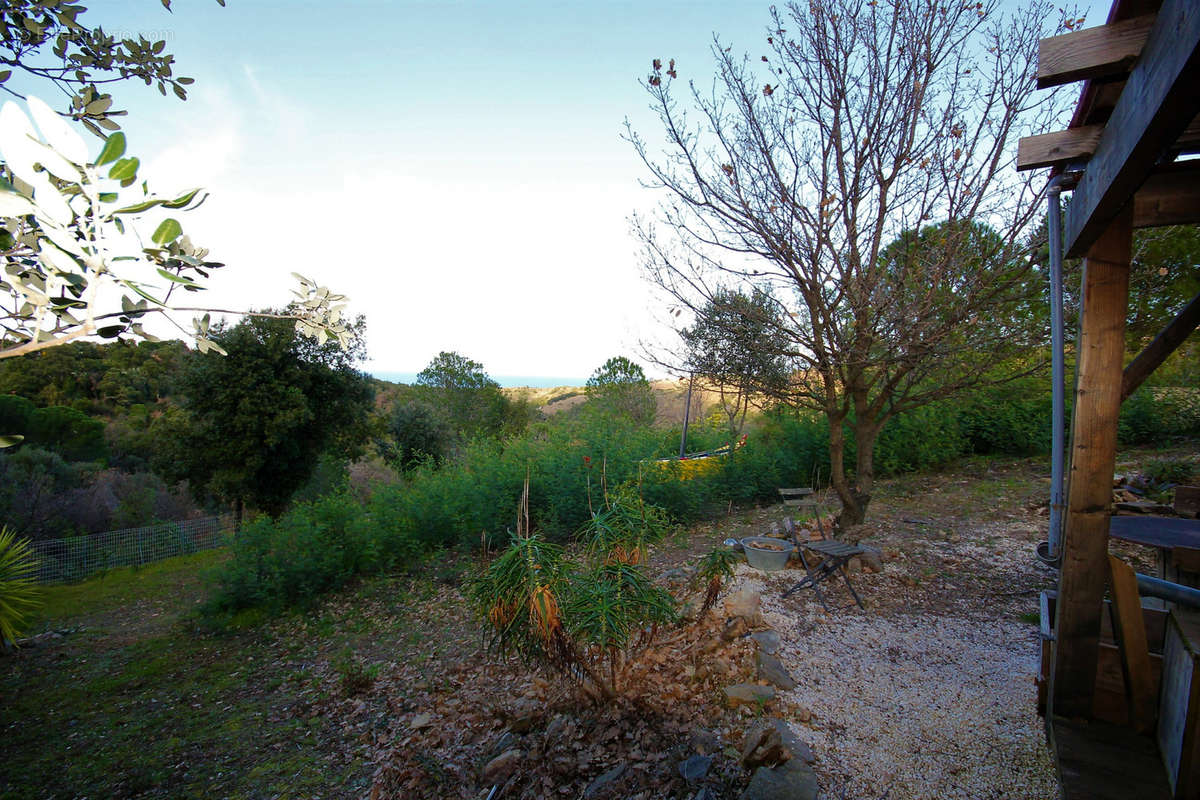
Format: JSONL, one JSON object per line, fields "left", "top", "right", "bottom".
{"left": 779, "top": 490, "right": 865, "bottom": 612}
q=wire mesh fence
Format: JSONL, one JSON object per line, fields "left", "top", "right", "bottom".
{"left": 31, "top": 515, "right": 233, "bottom": 584}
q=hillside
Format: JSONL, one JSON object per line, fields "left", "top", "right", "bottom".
{"left": 503, "top": 379, "right": 740, "bottom": 428}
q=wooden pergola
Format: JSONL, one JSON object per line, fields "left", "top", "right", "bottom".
{"left": 1017, "top": 0, "right": 1200, "bottom": 796}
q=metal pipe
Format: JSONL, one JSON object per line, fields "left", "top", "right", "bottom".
{"left": 1038, "top": 175, "right": 1070, "bottom": 567}
{"left": 679, "top": 372, "right": 694, "bottom": 459}
{"left": 1136, "top": 573, "right": 1200, "bottom": 609}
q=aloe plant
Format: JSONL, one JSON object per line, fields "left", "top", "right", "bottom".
{"left": 472, "top": 481, "right": 679, "bottom": 700}
{"left": 0, "top": 527, "right": 41, "bottom": 649}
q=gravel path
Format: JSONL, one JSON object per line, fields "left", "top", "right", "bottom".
{"left": 729, "top": 514, "right": 1060, "bottom": 799}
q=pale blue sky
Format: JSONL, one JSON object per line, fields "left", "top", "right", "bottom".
{"left": 48, "top": 1, "right": 1101, "bottom": 381}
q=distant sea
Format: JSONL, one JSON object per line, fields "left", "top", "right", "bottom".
{"left": 371, "top": 371, "right": 588, "bottom": 388}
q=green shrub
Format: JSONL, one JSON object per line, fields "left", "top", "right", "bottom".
{"left": 203, "top": 492, "right": 422, "bottom": 615}
{"left": 1143, "top": 457, "right": 1197, "bottom": 486}
{"left": 1119, "top": 388, "right": 1200, "bottom": 444}
{"left": 956, "top": 378, "right": 1052, "bottom": 456}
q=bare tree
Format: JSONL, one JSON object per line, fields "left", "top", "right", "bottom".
{"left": 628, "top": 0, "right": 1067, "bottom": 525}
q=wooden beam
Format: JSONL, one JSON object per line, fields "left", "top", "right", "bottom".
{"left": 1038, "top": 14, "right": 1156, "bottom": 89}
{"left": 1122, "top": 291, "right": 1200, "bottom": 401}
{"left": 1064, "top": 0, "right": 1200, "bottom": 258}
{"left": 1107, "top": 554, "right": 1156, "bottom": 734}
{"left": 1018, "top": 116, "right": 1200, "bottom": 173}
{"left": 1050, "top": 208, "right": 1132, "bottom": 721}
{"left": 1132, "top": 163, "right": 1200, "bottom": 227}
{"left": 1018, "top": 125, "right": 1103, "bottom": 171}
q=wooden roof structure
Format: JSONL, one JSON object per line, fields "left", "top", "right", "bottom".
{"left": 1017, "top": 0, "right": 1200, "bottom": 796}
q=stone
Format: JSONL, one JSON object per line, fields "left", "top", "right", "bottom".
{"left": 689, "top": 728, "right": 721, "bottom": 756}
{"left": 750, "top": 629, "right": 781, "bottom": 655}
{"left": 741, "top": 719, "right": 815, "bottom": 768}
{"left": 408, "top": 712, "right": 433, "bottom": 729}
{"left": 507, "top": 700, "right": 540, "bottom": 733}
{"left": 721, "top": 615, "right": 750, "bottom": 642}
{"left": 481, "top": 748, "right": 523, "bottom": 784}
{"left": 859, "top": 546, "right": 883, "bottom": 572}
{"left": 741, "top": 722, "right": 787, "bottom": 768}
{"left": 660, "top": 567, "right": 690, "bottom": 585}
{"left": 771, "top": 718, "right": 814, "bottom": 763}
{"left": 678, "top": 753, "right": 712, "bottom": 783}
{"left": 724, "top": 587, "right": 763, "bottom": 625}
{"left": 755, "top": 651, "right": 796, "bottom": 690}
{"left": 724, "top": 683, "right": 776, "bottom": 709}
{"left": 680, "top": 595, "right": 705, "bottom": 622}
{"left": 740, "top": 758, "right": 819, "bottom": 800}
{"left": 846, "top": 556, "right": 862, "bottom": 573}
{"left": 583, "top": 763, "right": 628, "bottom": 798}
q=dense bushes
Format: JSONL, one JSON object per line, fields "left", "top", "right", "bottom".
{"left": 0, "top": 447, "right": 198, "bottom": 541}
{"left": 1119, "top": 387, "right": 1200, "bottom": 445}
{"left": 204, "top": 492, "right": 423, "bottom": 614}
{"left": 205, "top": 379, "right": 1200, "bottom": 616}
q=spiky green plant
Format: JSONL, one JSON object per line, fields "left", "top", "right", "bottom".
{"left": 470, "top": 533, "right": 571, "bottom": 660}
{"left": 0, "top": 527, "right": 42, "bottom": 649}
{"left": 694, "top": 547, "right": 740, "bottom": 616}
{"left": 473, "top": 482, "right": 681, "bottom": 700}
{"left": 580, "top": 483, "right": 672, "bottom": 567}
{"left": 563, "top": 561, "right": 677, "bottom": 694}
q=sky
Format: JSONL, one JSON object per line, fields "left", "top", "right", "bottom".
{"left": 19, "top": 0, "right": 1104, "bottom": 383}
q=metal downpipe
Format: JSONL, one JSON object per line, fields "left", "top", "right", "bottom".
{"left": 1037, "top": 176, "right": 1069, "bottom": 567}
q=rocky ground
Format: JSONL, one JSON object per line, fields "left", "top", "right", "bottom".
{"left": 364, "top": 454, "right": 1085, "bottom": 799}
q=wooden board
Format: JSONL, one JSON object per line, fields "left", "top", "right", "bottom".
{"left": 1132, "top": 166, "right": 1200, "bottom": 228}
{"left": 1109, "top": 554, "right": 1157, "bottom": 733}
{"left": 1110, "top": 516, "right": 1200, "bottom": 550}
{"left": 1037, "top": 14, "right": 1156, "bottom": 88}
{"left": 1063, "top": 0, "right": 1200, "bottom": 257}
{"left": 1018, "top": 125, "right": 1103, "bottom": 171}
{"left": 1123, "top": 292, "right": 1200, "bottom": 399}
{"left": 1049, "top": 715, "right": 1172, "bottom": 800}
{"left": 1039, "top": 591, "right": 1167, "bottom": 725}
{"left": 1018, "top": 116, "right": 1200, "bottom": 173}
{"left": 1158, "top": 612, "right": 1200, "bottom": 798}
{"left": 1175, "top": 488, "right": 1200, "bottom": 518}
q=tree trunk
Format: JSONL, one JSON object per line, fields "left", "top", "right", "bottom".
{"left": 233, "top": 496, "right": 244, "bottom": 532}
{"left": 828, "top": 411, "right": 859, "bottom": 521}
{"left": 827, "top": 401, "right": 885, "bottom": 527}
{"left": 842, "top": 418, "right": 882, "bottom": 526}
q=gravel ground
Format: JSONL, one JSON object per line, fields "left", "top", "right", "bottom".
{"left": 729, "top": 512, "right": 1061, "bottom": 799}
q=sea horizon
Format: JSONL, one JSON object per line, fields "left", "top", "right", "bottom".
{"left": 370, "top": 371, "right": 590, "bottom": 389}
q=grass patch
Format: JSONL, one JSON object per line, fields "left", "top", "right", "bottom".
{"left": 33, "top": 547, "right": 227, "bottom": 628}
{"left": 0, "top": 551, "right": 428, "bottom": 799}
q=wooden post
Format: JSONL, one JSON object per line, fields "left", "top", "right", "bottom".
{"left": 1049, "top": 206, "right": 1132, "bottom": 721}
